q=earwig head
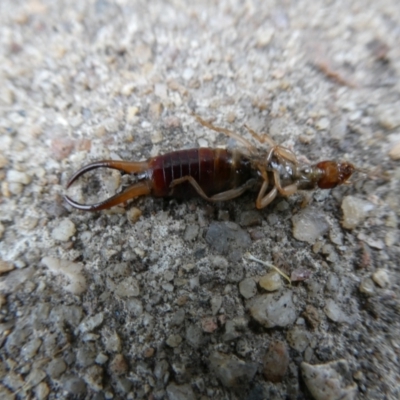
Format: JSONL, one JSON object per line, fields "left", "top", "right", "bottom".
{"left": 316, "top": 161, "right": 355, "bottom": 189}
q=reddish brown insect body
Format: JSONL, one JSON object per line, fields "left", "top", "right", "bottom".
{"left": 150, "top": 148, "right": 253, "bottom": 197}
{"left": 64, "top": 116, "right": 355, "bottom": 212}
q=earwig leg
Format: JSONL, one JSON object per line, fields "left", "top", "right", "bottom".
{"left": 169, "top": 176, "right": 256, "bottom": 202}
{"left": 244, "top": 125, "right": 277, "bottom": 147}
{"left": 194, "top": 114, "right": 256, "bottom": 153}
{"left": 66, "top": 160, "right": 150, "bottom": 188}
{"left": 273, "top": 171, "right": 298, "bottom": 196}
{"left": 243, "top": 125, "right": 298, "bottom": 165}
{"left": 64, "top": 181, "right": 151, "bottom": 211}
{"left": 256, "top": 182, "right": 278, "bottom": 209}
{"left": 274, "top": 146, "right": 298, "bottom": 165}
{"left": 255, "top": 173, "right": 277, "bottom": 209}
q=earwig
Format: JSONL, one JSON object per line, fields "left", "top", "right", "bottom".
{"left": 64, "top": 115, "right": 355, "bottom": 212}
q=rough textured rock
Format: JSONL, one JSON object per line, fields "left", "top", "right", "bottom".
{"left": 263, "top": 341, "right": 290, "bottom": 382}
{"left": 301, "top": 360, "right": 358, "bottom": 400}
{"left": 247, "top": 291, "right": 297, "bottom": 328}
{"left": 209, "top": 352, "right": 258, "bottom": 388}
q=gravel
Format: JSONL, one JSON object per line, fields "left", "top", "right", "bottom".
{"left": 1, "top": 0, "right": 399, "bottom": 399}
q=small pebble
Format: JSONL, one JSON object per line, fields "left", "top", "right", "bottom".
{"left": 46, "top": 358, "right": 67, "bottom": 379}
{"left": 34, "top": 382, "right": 50, "bottom": 400}
{"left": 263, "top": 341, "right": 289, "bottom": 382}
{"left": 115, "top": 277, "right": 140, "bottom": 297}
{"left": 79, "top": 313, "right": 104, "bottom": 334}
{"left": 359, "top": 278, "right": 375, "bottom": 295}
{"left": 120, "top": 82, "right": 135, "bottom": 96}
{"left": 76, "top": 345, "right": 96, "bottom": 367}
{"left": 166, "top": 334, "right": 183, "bottom": 348}
{"left": 388, "top": 141, "right": 400, "bottom": 160}
{"left": 9, "top": 182, "right": 23, "bottom": 195}
{"left": 209, "top": 352, "right": 257, "bottom": 388}
{"left": 223, "top": 317, "right": 247, "bottom": 341}
{"left": 83, "top": 365, "right": 103, "bottom": 392}
{"left": 385, "top": 230, "right": 397, "bottom": 247}
{"left": 372, "top": 269, "right": 390, "bottom": 288}
{"left": 149, "top": 102, "right": 162, "bottom": 118}
{"left": 0, "top": 154, "right": 8, "bottom": 168}
{"left": 0, "top": 294, "right": 6, "bottom": 308}
{"left": 292, "top": 209, "right": 329, "bottom": 243}
{"left": 201, "top": 316, "right": 218, "bottom": 333}
{"left": 41, "top": 257, "right": 86, "bottom": 294}
{"left": 126, "top": 106, "right": 139, "bottom": 122}
{"left": 166, "top": 383, "right": 196, "bottom": 400}
{"left": 21, "top": 337, "right": 42, "bottom": 359}
{"left": 184, "top": 224, "right": 199, "bottom": 241}
{"left": 287, "top": 326, "right": 311, "bottom": 352}
{"left": 247, "top": 291, "right": 297, "bottom": 328}
{"left": 210, "top": 295, "right": 222, "bottom": 315}
{"left": 315, "top": 117, "right": 330, "bottom": 130}
{"left": 205, "top": 221, "right": 251, "bottom": 256}
{"left": 103, "top": 331, "right": 122, "bottom": 353}
{"left": 341, "top": 196, "right": 374, "bottom": 229}
{"left": 127, "top": 207, "right": 142, "bottom": 223}
{"left": 63, "top": 377, "right": 86, "bottom": 395}
{"left": 162, "top": 282, "right": 174, "bottom": 292}
{"left": 185, "top": 324, "right": 203, "bottom": 349}
{"left": 0, "top": 222, "right": 4, "bottom": 238}
{"left": 301, "top": 360, "right": 358, "bottom": 400}
{"left": 95, "top": 353, "right": 108, "bottom": 365}
{"left": 170, "top": 309, "right": 185, "bottom": 327}
{"left": 0, "top": 260, "right": 14, "bottom": 274}
{"left": 324, "top": 299, "right": 347, "bottom": 323}
{"left": 103, "top": 117, "right": 119, "bottom": 133}
{"left": 143, "top": 347, "right": 155, "bottom": 358}
{"left": 239, "top": 277, "right": 257, "bottom": 299}
{"left": 6, "top": 170, "right": 31, "bottom": 185}
{"left": 51, "top": 218, "right": 76, "bottom": 241}
{"left": 256, "top": 28, "right": 274, "bottom": 47}
{"left": 238, "top": 210, "right": 262, "bottom": 227}
{"left": 290, "top": 268, "right": 312, "bottom": 282}
{"left": 110, "top": 354, "right": 128, "bottom": 376}
{"left": 259, "top": 271, "right": 282, "bottom": 292}
{"left": 302, "top": 305, "right": 320, "bottom": 329}
{"left": 377, "top": 102, "right": 400, "bottom": 130}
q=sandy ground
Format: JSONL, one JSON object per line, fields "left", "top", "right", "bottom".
{"left": 1, "top": 0, "right": 400, "bottom": 399}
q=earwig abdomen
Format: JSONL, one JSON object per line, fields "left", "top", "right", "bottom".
{"left": 149, "top": 148, "right": 253, "bottom": 198}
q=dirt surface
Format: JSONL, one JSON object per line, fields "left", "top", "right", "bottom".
{"left": 1, "top": 1, "right": 400, "bottom": 399}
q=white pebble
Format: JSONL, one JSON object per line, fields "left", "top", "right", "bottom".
{"left": 359, "top": 278, "right": 375, "bottom": 296}
{"left": 341, "top": 196, "right": 374, "bottom": 229}
{"left": 324, "top": 299, "right": 346, "bottom": 323}
{"left": 79, "top": 312, "right": 104, "bottom": 333}
{"left": 41, "top": 257, "right": 86, "bottom": 294}
{"left": 372, "top": 269, "right": 390, "bottom": 288}
{"left": 115, "top": 277, "right": 140, "bottom": 297}
{"left": 389, "top": 141, "right": 400, "bottom": 160}
{"left": 52, "top": 218, "right": 76, "bottom": 241}
{"left": 6, "top": 170, "right": 31, "bottom": 185}
{"left": 301, "top": 360, "right": 358, "bottom": 400}
{"left": 292, "top": 209, "right": 329, "bottom": 243}
{"left": 120, "top": 82, "right": 135, "bottom": 96}
{"left": 127, "top": 207, "right": 142, "bottom": 224}
{"left": 96, "top": 353, "right": 109, "bottom": 364}
{"left": 315, "top": 117, "right": 330, "bottom": 130}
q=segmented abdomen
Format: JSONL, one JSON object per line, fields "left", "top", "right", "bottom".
{"left": 149, "top": 148, "right": 251, "bottom": 198}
